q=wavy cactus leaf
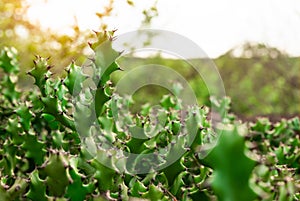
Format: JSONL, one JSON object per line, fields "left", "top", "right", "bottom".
{"left": 41, "top": 96, "right": 74, "bottom": 129}
{"left": 0, "top": 47, "right": 19, "bottom": 74}
{"left": 188, "top": 189, "right": 211, "bottom": 201}
{"left": 210, "top": 96, "right": 231, "bottom": 122}
{"left": 42, "top": 113, "right": 60, "bottom": 130}
{"left": 6, "top": 177, "right": 28, "bottom": 200}
{"left": 94, "top": 85, "right": 111, "bottom": 117}
{"left": 118, "top": 181, "right": 130, "bottom": 200}
{"left": 6, "top": 116, "right": 23, "bottom": 144}
{"left": 161, "top": 134, "right": 187, "bottom": 185}
{"left": 16, "top": 105, "right": 33, "bottom": 131}
{"left": 43, "top": 153, "right": 69, "bottom": 197}
{"left": 0, "top": 142, "right": 18, "bottom": 176}
{"left": 21, "top": 133, "right": 46, "bottom": 166}
{"left": 74, "top": 100, "right": 94, "bottom": 138}
{"left": 142, "top": 183, "right": 165, "bottom": 201}
{"left": 126, "top": 130, "right": 148, "bottom": 154}
{"left": 250, "top": 118, "right": 271, "bottom": 134}
{"left": 289, "top": 117, "right": 300, "bottom": 131}
{"left": 89, "top": 30, "right": 116, "bottom": 51}
{"left": 170, "top": 171, "right": 188, "bottom": 196}
{"left": 51, "top": 130, "right": 70, "bottom": 150}
{"left": 1, "top": 75, "right": 21, "bottom": 102}
{"left": 98, "top": 116, "right": 116, "bottom": 143}
{"left": 66, "top": 169, "right": 95, "bottom": 201}
{"left": 63, "top": 62, "right": 87, "bottom": 96}
{"left": 203, "top": 125, "right": 257, "bottom": 201}
{"left": 28, "top": 56, "right": 52, "bottom": 96}
{"left": 160, "top": 95, "right": 177, "bottom": 109}
{"left": 108, "top": 180, "right": 129, "bottom": 200}
{"left": 170, "top": 120, "right": 181, "bottom": 135}
{"left": 89, "top": 30, "right": 121, "bottom": 90}
{"left": 129, "top": 177, "right": 148, "bottom": 197}
{"left": 98, "top": 61, "right": 120, "bottom": 87}
{"left": 26, "top": 170, "right": 47, "bottom": 201}
{"left": 41, "top": 96, "right": 60, "bottom": 114}
{"left": 162, "top": 157, "right": 186, "bottom": 186}
{"left": 91, "top": 153, "right": 118, "bottom": 192}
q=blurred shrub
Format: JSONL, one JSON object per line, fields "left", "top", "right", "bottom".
{"left": 112, "top": 44, "right": 300, "bottom": 117}
{"left": 216, "top": 43, "right": 300, "bottom": 117}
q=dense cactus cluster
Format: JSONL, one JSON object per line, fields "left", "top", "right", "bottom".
{"left": 0, "top": 31, "right": 299, "bottom": 200}
{"left": 248, "top": 117, "right": 300, "bottom": 200}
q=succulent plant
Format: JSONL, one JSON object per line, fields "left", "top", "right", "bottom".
{"left": 0, "top": 32, "right": 299, "bottom": 201}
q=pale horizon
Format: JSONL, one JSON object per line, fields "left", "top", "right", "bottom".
{"left": 25, "top": 0, "right": 300, "bottom": 58}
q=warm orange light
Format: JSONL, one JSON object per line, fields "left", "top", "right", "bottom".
{"left": 26, "top": 0, "right": 106, "bottom": 35}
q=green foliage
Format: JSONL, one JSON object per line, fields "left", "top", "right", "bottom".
{"left": 248, "top": 117, "right": 300, "bottom": 200}
{"left": 0, "top": 0, "right": 159, "bottom": 73}
{"left": 215, "top": 43, "right": 300, "bottom": 117}
{"left": 203, "top": 125, "right": 256, "bottom": 201}
{"left": 0, "top": 32, "right": 299, "bottom": 201}
{"left": 114, "top": 43, "right": 300, "bottom": 118}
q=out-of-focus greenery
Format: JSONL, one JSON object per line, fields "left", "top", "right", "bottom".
{"left": 112, "top": 56, "right": 211, "bottom": 112}
{"left": 216, "top": 43, "right": 300, "bottom": 118}
{"left": 0, "top": 0, "right": 92, "bottom": 73}
{"left": 112, "top": 43, "right": 300, "bottom": 118}
{"left": 0, "top": 0, "right": 158, "bottom": 75}
{"left": 1, "top": 0, "right": 299, "bottom": 118}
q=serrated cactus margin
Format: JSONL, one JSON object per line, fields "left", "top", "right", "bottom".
{"left": 0, "top": 32, "right": 299, "bottom": 200}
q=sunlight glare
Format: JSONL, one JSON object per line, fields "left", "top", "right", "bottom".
{"left": 25, "top": 0, "right": 300, "bottom": 57}
{"left": 26, "top": 0, "right": 106, "bottom": 35}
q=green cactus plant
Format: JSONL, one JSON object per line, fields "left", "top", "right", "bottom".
{"left": 0, "top": 31, "right": 299, "bottom": 201}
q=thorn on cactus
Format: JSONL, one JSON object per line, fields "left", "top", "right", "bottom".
{"left": 47, "top": 65, "right": 53, "bottom": 70}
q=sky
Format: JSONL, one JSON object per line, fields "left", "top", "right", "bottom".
{"left": 26, "top": 0, "right": 300, "bottom": 58}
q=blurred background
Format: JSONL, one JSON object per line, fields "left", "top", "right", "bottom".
{"left": 0, "top": 0, "right": 299, "bottom": 120}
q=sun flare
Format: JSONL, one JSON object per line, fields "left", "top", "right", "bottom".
{"left": 24, "top": 0, "right": 300, "bottom": 57}
{"left": 26, "top": 0, "right": 107, "bottom": 35}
